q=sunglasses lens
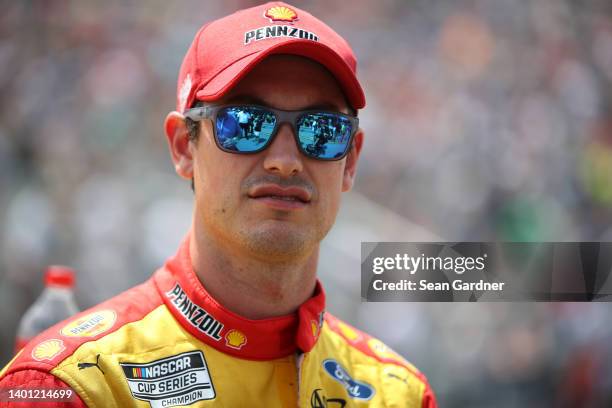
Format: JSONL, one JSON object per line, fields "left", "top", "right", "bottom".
{"left": 297, "top": 113, "right": 353, "bottom": 159}
{"left": 215, "top": 107, "right": 276, "bottom": 152}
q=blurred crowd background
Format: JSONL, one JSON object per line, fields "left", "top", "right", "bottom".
{"left": 1, "top": 0, "right": 611, "bottom": 406}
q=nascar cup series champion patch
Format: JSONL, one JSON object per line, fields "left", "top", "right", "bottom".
{"left": 120, "top": 351, "right": 215, "bottom": 407}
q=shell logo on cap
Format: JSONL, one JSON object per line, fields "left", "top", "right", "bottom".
{"left": 60, "top": 310, "right": 117, "bottom": 338}
{"left": 264, "top": 6, "right": 298, "bottom": 23}
{"left": 32, "top": 339, "right": 65, "bottom": 361}
{"left": 225, "top": 329, "right": 247, "bottom": 349}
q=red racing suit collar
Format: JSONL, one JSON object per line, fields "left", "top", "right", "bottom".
{"left": 153, "top": 235, "right": 326, "bottom": 361}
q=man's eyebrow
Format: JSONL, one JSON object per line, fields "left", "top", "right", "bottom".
{"left": 224, "top": 94, "right": 345, "bottom": 112}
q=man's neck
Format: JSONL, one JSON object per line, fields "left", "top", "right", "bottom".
{"left": 189, "top": 227, "right": 319, "bottom": 320}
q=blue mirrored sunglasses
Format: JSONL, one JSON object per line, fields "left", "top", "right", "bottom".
{"left": 183, "top": 104, "right": 359, "bottom": 161}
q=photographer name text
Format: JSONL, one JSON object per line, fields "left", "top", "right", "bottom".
{"left": 370, "top": 253, "right": 505, "bottom": 292}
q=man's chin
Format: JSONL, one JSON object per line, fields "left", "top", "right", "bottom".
{"left": 241, "top": 222, "right": 314, "bottom": 261}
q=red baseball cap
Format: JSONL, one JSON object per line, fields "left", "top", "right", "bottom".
{"left": 176, "top": 2, "right": 365, "bottom": 113}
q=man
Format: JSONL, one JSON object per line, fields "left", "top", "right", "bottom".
{"left": 235, "top": 109, "right": 252, "bottom": 138}
{"left": 0, "top": 3, "right": 437, "bottom": 407}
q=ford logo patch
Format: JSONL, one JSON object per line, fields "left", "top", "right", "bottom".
{"left": 322, "top": 359, "right": 375, "bottom": 400}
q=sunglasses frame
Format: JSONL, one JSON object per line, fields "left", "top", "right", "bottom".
{"left": 183, "top": 104, "right": 359, "bottom": 161}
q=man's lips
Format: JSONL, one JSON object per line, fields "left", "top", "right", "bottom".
{"left": 248, "top": 184, "right": 312, "bottom": 209}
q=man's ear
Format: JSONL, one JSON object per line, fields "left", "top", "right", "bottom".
{"left": 164, "top": 111, "right": 194, "bottom": 180}
{"left": 342, "top": 128, "right": 364, "bottom": 192}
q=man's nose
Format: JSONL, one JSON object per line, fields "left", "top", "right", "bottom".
{"left": 262, "top": 123, "right": 304, "bottom": 176}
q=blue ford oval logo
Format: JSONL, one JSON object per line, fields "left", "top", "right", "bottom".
{"left": 322, "top": 359, "right": 375, "bottom": 400}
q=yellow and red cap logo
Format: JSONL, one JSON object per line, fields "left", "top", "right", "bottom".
{"left": 264, "top": 6, "right": 298, "bottom": 23}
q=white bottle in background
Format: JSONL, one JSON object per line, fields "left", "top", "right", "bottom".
{"left": 14, "top": 265, "right": 80, "bottom": 353}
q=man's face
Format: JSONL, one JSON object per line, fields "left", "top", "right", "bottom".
{"left": 171, "top": 55, "right": 363, "bottom": 262}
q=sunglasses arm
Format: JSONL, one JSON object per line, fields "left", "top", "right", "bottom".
{"left": 183, "top": 106, "right": 215, "bottom": 121}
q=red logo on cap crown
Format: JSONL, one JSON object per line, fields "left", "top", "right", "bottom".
{"left": 264, "top": 6, "right": 298, "bottom": 23}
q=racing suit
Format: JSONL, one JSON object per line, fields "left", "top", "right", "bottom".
{"left": 0, "top": 235, "right": 437, "bottom": 407}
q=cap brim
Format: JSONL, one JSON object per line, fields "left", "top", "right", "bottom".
{"left": 195, "top": 40, "right": 365, "bottom": 109}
